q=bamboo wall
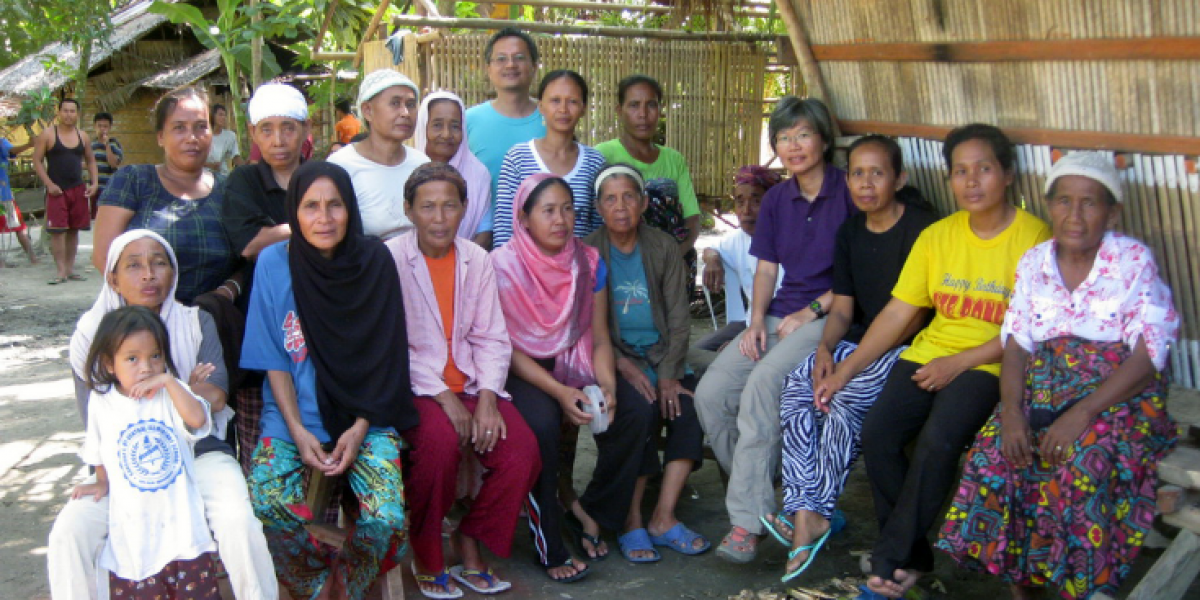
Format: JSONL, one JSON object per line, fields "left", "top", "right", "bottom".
{"left": 363, "top": 35, "right": 769, "bottom": 198}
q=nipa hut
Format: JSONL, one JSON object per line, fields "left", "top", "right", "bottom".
{"left": 350, "top": 0, "right": 1200, "bottom": 390}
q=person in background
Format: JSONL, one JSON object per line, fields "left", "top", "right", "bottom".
{"left": 465, "top": 27, "right": 546, "bottom": 249}
{"left": 0, "top": 134, "right": 38, "bottom": 267}
{"left": 205, "top": 103, "right": 242, "bottom": 176}
{"left": 492, "top": 70, "right": 606, "bottom": 247}
{"left": 334, "top": 98, "right": 362, "bottom": 145}
{"left": 695, "top": 166, "right": 784, "bottom": 352}
{"left": 596, "top": 74, "right": 701, "bottom": 258}
{"left": 414, "top": 91, "right": 492, "bottom": 246}
{"left": 937, "top": 152, "right": 1179, "bottom": 600}
{"left": 89, "top": 112, "right": 123, "bottom": 219}
{"left": 33, "top": 97, "right": 98, "bottom": 284}
{"left": 221, "top": 82, "right": 310, "bottom": 472}
{"left": 694, "top": 97, "right": 855, "bottom": 564}
{"left": 328, "top": 69, "right": 430, "bottom": 240}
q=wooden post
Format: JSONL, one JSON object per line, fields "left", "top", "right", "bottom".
{"left": 1127, "top": 529, "right": 1200, "bottom": 600}
{"left": 389, "top": 15, "right": 777, "bottom": 42}
{"left": 310, "top": 0, "right": 343, "bottom": 62}
{"left": 354, "top": 0, "right": 393, "bottom": 69}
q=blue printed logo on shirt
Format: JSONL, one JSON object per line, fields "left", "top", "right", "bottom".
{"left": 117, "top": 419, "right": 182, "bottom": 492}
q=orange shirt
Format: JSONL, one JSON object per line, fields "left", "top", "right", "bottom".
{"left": 335, "top": 114, "right": 362, "bottom": 145}
{"left": 425, "top": 248, "right": 468, "bottom": 393}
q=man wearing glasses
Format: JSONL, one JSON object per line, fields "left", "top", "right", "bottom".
{"left": 465, "top": 27, "right": 545, "bottom": 250}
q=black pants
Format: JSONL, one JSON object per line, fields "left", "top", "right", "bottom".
{"left": 508, "top": 366, "right": 656, "bottom": 567}
{"left": 651, "top": 373, "right": 705, "bottom": 469}
{"left": 860, "top": 359, "right": 999, "bottom": 580}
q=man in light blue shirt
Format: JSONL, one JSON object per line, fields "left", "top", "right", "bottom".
{"left": 464, "top": 27, "right": 546, "bottom": 249}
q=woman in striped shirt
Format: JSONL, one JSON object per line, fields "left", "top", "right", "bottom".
{"left": 493, "top": 70, "right": 606, "bottom": 247}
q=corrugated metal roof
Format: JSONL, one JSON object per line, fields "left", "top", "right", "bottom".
{"left": 139, "top": 48, "right": 223, "bottom": 89}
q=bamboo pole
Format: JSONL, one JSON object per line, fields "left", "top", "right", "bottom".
{"left": 311, "top": 0, "right": 342, "bottom": 62}
{"left": 389, "top": 15, "right": 777, "bottom": 41}
{"left": 773, "top": 0, "right": 830, "bottom": 107}
{"left": 441, "top": 0, "right": 772, "bottom": 15}
{"left": 354, "top": 0, "right": 393, "bottom": 68}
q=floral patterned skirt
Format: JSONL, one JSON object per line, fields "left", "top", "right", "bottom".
{"left": 936, "top": 336, "right": 1176, "bottom": 599}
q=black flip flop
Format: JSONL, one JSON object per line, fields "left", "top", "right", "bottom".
{"left": 564, "top": 511, "right": 609, "bottom": 561}
{"left": 543, "top": 558, "right": 588, "bottom": 584}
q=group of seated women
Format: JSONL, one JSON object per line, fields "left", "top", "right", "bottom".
{"left": 47, "top": 26, "right": 1181, "bottom": 600}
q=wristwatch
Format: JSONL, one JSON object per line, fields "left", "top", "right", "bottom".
{"left": 809, "top": 300, "right": 827, "bottom": 319}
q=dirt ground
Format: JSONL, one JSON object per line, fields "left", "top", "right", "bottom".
{"left": 2, "top": 227, "right": 1198, "bottom": 600}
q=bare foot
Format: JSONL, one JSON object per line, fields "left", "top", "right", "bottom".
{"left": 785, "top": 511, "right": 831, "bottom": 572}
{"left": 547, "top": 558, "right": 587, "bottom": 581}
{"left": 765, "top": 513, "right": 794, "bottom": 539}
{"left": 452, "top": 530, "right": 502, "bottom": 591}
{"left": 648, "top": 518, "right": 707, "bottom": 552}
{"left": 570, "top": 501, "right": 609, "bottom": 559}
{"left": 867, "top": 574, "right": 905, "bottom": 598}
{"left": 413, "top": 558, "right": 459, "bottom": 597}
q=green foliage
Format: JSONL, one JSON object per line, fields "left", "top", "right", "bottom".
{"left": 13, "top": 87, "right": 57, "bottom": 136}
{"left": 0, "top": 0, "right": 115, "bottom": 71}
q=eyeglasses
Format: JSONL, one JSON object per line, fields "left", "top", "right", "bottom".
{"left": 490, "top": 54, "right": 529, "bottom": 65}
{"left": 776, "top": 132, "right": 813, "bottom": 147}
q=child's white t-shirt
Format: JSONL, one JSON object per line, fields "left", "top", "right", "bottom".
{"left": 81, "top": 381, "right": 214, "bottom": 581}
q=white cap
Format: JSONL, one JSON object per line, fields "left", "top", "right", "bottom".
{"left": 1044, "top": 151, "right": 1123, "bottom": 203}
{"left": 247, "top": 83, "right": 308, "bottom": 125}
{"left": 357, "top": 69, "right": 419, "bottom": 111}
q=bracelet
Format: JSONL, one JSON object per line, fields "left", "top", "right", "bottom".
{"left": 223, "top": 279, "right": 242, "bottom": 297}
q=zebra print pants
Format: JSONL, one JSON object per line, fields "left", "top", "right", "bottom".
{"left": 780, "top": 342, "right": 905, "bottom": 518}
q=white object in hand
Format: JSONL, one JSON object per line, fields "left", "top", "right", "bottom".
{"left": 581, "top": 385, "right": 610, "bottom": 435}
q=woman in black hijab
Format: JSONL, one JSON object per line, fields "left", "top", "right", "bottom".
{"left": 241, "top": 161, "right": 415, "bottom": 599}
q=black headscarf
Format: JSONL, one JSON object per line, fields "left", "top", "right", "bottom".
{"left": 286, "top": 161, "right": 416, "bottom": 440}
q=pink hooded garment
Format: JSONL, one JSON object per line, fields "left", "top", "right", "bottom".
{"left": 413, "top": 90, "right": 492, "bottom": 239}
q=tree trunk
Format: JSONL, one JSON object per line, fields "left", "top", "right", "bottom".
{"left": 250, "top": 0, "right": 262, "bottom": 89}
{"left": 74, "top": 37, "right": 93, "bottom": 108}
{"left": 221, "top": 52, "right": 248, "bottom": 152}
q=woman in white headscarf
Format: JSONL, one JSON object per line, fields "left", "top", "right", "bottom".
{"left": 414, "top": 90, "right": 493, "bottom": 248}
{"left": 48, "top": 229, "right": 276, "bottom": 600}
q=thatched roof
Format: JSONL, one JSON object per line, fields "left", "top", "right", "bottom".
{"left": 0, "top": 0, "right": 179, "bottom": 99}
{"left": 140, "top": 48, "right": 223, "bottom": 89}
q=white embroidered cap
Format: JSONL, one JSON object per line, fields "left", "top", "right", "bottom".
{"left": 1044, "top": 151, "right": 1123, "bottom": 203}
{"left": 247, "top": 83, "right": 308, "bottom": 125}
{"left": 357, "top": 69, "right": 420, "bottom": 111}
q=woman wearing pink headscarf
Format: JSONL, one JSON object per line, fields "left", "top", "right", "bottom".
{"left": 493, "top": 173, "right": 655, "bottom": 582}
{"left": 414, "top": 91, "right": 493, "bottom": 248}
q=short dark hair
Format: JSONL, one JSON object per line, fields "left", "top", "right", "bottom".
{"left": 335, "top": 99, "right": 352, "bottom": 114}
{"left": 404, "top": 162, "right": 468, "bottom": 207}
{"left": 768, "top": 96, "right": 835, "bottom": 163}
{"left": 847, "top": 135, "right": 903, "bottom": 177}
{"left": 522, "top": 176, "right": 572, "bottom": 215}
{"left": 484, "top": 27, "right": 540, "bottom": 65}
{"left": 153, "top": 87, "right": 209, "bottom": 133}
{"left": 617, "top": 74, "right": 663, "bottom": 105}
{"left": 85, "top": 305, "right": 179, "bottom": 393}
{"left": 59, "top": 98, "right": 80, "bottom": 110}
{"left": 943, "top": 123, "right": 1015, "bottom": 172}
{"left": 93, "top": 112, "right": 114, "bottom": 125}
{"left": 537, "top": 70, "right": 589, "bottom": 104}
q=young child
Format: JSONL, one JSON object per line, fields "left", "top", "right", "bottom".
{"left": 74, "top": 305, "right": 219, "bottom": 598}
{"left": 0, "top": 135, "right": 38, "bottom": 267}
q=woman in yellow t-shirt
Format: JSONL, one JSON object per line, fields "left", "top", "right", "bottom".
{"left": 812, "top": 124, "right": 1050, "bottom": 598}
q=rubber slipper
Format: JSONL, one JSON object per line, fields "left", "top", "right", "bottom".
{"left": 782, "top": 527, "right": 833, "bottom": 583}
{"left": 715, "top": 526, "right": 758, "bottom": 564}
{"left": 759, "top": 513, "right": 794, "bottom": 547}
{"left": 411, "top": 564, "right": 463, "bottom": 599}
{"left": 449, "top": 565, "right": 511, "bottom": 595}
{"left": 854, "top": 584, "right": 892, "bottom": 600}
{"left": 67, "top": 273, "right": 86, "bottom": 281}
{"left": 47, "top": 277, "right": 67, "bottom": 285}
{"left": 618, "top": 528, "right": 662, "bottom": 563}
{"left": 649, "top": 522, "right": 711, "bottom": 555}
{"left": 564, "top": 511, "right": 608, "bottom": 561}
{"left": 542, "top": 558, "right": 588, "bottom": 583}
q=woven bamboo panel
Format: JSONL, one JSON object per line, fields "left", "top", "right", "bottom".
{"left": 897, "top": 136, "right": 1200, "bottom": 387}
{"left": 364, "top": 34, "right": 768, "bottom": 198}
{"left": 795, "top": 0, "right": 1200, "bottom": 137}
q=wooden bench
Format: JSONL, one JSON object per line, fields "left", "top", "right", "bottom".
{"left": 1127, "top": 388, "right": 1200, "bottom": 600}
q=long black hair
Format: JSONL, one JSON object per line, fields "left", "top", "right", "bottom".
{"left": 85, "top": 306, "right": 178, "bottom": 393}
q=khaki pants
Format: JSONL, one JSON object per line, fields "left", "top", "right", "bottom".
{"left": 694, "top": 314, "right": 825, "bottom": 533}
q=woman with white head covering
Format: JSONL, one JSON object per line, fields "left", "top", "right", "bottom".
{"left": 48, "top": 229, "right": 276, "bottom": 600}
{"left": 414, "top": 90, "right": 493, "bottom": 246}
{"left": 328, "top": 69, "right": 431, "bottom": 239}
{"left": 937, "top": 152, "right": 1180, "bottom": 600}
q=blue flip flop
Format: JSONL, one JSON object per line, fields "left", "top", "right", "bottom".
{"left": 781, "top": 527, "right": 833, "bottom": 583}
{"left": 618, "top": 528, "right": 662, "bottom": 563}
{"left": 759, "top": 513, "right": 795, "bottom": 547}
{"left": 649, "top": 522, "right": 711, "bottom": 555}
{"left": 854, "top": 584, "right": 892, "bottom": 600}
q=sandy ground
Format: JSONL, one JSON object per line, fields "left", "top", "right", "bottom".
{"left": 2, "top": 226, "right": 1198, "bottom": 600}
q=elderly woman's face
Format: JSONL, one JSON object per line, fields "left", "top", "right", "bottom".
{"left": 157, "top": 96, "right": 212, "bottom": 172}
{"left": 949, "top": 138, "right": 1014, "bottom": 215}
{"left": 619, "top": 83, "right": 661, "bottom": 143}
{"left": 597, "top": 175, "right": 646, "bottom": 235}
{"left": 109, "top": 238, "right": 173, "bottom": 312}
{"left": 1047, "top": 175, "right": 1116, "bottom": 255}
{"left": 297, "top": 176, "right": 349, "bottom": 259}
{"left": 774, "top": 120, "right": 825, "bottom": 177}
{"left": 424, "top": 100, "right": 463, "bottom": 163}
{"left": 519, "top": 182, "right": 576, "bottom": 255}
{"left": 733, "top": 183, "right": 766, "bottom": 236}
{"left": 363, "top": 86, "right": 418, "bottom": 143}
{"left": 408, "top": 180, "right": 465, "bottom": 256}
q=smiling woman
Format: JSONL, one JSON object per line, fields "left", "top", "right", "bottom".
{"left": 414, "top": 91, "right": 493, "bottom": 243}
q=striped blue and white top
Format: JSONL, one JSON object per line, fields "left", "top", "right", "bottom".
{"left": 493, "top": 140, "right": 607, "bottom": 247}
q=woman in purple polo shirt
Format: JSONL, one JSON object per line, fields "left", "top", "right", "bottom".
{"left": 695, "top": 96, "right": 856, "bottom": 563}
